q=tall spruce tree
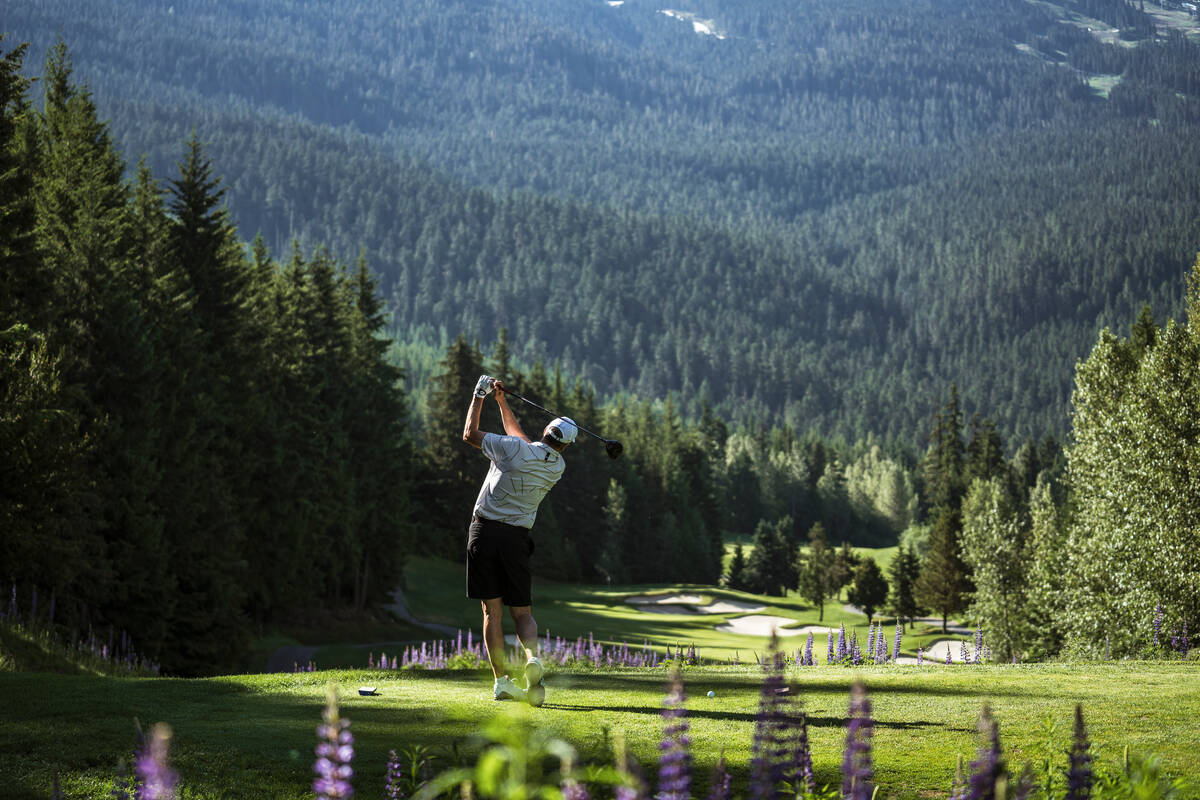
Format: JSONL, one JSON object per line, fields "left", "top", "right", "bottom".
{"left": 797, "top": 522, "right": 833, "bottom": 621}
{"left": 886, "top": 544, "right": 922, "bottom": 629}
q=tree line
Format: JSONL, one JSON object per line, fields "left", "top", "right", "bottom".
{"left": 1, "top": 41, "right": 414, "bottom": 675}
{"left": 6, "top": 0, "right": 1200, "bottom": 447}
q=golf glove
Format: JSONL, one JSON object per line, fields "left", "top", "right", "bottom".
{"left": 474, "top": 374, "right": 495, "bottom": 398}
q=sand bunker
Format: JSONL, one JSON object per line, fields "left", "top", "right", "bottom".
{"left": 625, "top": 595, "right": 766, "bottom": 615}
{"left": 714, "top": 615, "right": 808, "bottom": 637}
{"left": 627, "top": 594, "right": 705, "bottom": 605}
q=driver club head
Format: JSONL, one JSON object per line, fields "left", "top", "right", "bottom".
{"left": 604, "top": 440, "right": 624, "bottom": 460}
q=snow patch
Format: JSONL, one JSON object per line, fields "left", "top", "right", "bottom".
{"left": 659, "top": 9, "right": 726, "bottom": 39}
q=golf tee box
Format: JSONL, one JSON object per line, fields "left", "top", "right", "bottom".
{"left": 358, "top": 686, "right": 377, "bottom": 696}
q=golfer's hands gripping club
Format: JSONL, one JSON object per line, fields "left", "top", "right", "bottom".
{"left": 473, "top": 374, "right": 495, "bottom": 398}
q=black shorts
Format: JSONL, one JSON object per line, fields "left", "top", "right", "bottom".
{"left": 465, "top": 516, "right": 535, "bottom": 607}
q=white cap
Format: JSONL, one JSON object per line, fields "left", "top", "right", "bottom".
{"left": 546, "top": 417, "right": 578, "bottom": 444}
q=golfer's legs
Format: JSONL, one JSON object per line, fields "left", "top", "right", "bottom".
{"left": 481, "top": 598, "right": 506, "bottom": 679}
{"left": 509, "top": 605, "right": 538, "bottom": 661}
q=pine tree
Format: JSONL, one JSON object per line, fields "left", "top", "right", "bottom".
{"left": 797, "top": 522, "right": 833, "bottom": 621}
{"left": 423, "top": 335, "right": 486, "bottom": 557}
{"left": 846, "top": 558, "right": 889, "bottom": 625}
{"left": 886, "top": 544, "right": 922, "bottom": 629}
{"left": 915, "top": 506, "right": 972, "bottom": 633}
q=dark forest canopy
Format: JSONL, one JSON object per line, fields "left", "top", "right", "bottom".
{"left": 6, "top": 0, "right": 1200, "bottom": 446}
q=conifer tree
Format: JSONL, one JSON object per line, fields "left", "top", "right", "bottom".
{"left": 916, "top": 506, "right": 972, "bottom": 633}
{"left": 424, "top": 335, "right": 486, "bottom": 557}
{"left": 797, "top": 522, "right": 833, "bottom": 621}
{"left": 847, "top": 557, "right": 889, "bottom": 625}
{"left": 886, "top": 544, "right": 922, "bottom": 629}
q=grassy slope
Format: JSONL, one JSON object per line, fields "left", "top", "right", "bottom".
{"left": 353, "top": 552, "right": 918, "bottom": 670}
{"left": 2, "top": 664, "right": 1198, "bottom": 800}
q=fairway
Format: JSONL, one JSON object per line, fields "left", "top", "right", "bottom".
{"left": 2, "top": 663, "right": 1197, "bottom": 799}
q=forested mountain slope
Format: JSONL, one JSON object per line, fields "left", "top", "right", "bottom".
{"left": 8, "top": 0, "right": 1200, "bottom": 443}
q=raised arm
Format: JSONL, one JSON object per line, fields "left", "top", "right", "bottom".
{"left": 494, "top": 381, "right": 532, "bottom": 442}
{"left": 462, "top": 375, "right": 492, "bottom": 449}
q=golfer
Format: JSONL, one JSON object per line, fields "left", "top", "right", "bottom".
{"left": 462, "top": 374, "right": 576, "bottom": 705}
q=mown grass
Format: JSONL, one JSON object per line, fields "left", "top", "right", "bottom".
{"left": 2, "top": 662, "right": 1197, "bottom": 800}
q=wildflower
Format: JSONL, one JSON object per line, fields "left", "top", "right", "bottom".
{"left": 135, "top": 723, "right": 178, "bottom": 800}
{"left": 867, "top": 624, "right": 876, "bottom": 659}
{"left": 562, "top": 780, "right": 591, "bottom": 800}
{"left": 750, "top": 634, "right": 787, "bottom": 800}
{"left": 1012, "top": 763, "right": 1035, "bottom": 800}
{"left": 385, "top": 749, "right": 402, "bottom": 800}
{"left": 946, "top": 646, "right": 952, "bottom": 665}
{"left": 658, "top": 668, "right": 691, "bottom": 800}
{"left": 836, "top": 624, "right": 847, "bottom": 660}
{"left": 894, "top": 622, "right": 903, "bottom": 663}
{"left": 707, "top": 752, "right": 732, "bottom": 800}
{"left": 960, "top": 640, "right": 969, "bottom": 663}
{"left": 1066, "top": 705, "right": 1092, "bottom": 800}
{"left": 965, "top": 705, "right": 1004, "bottom": 800}
{"left": 827, "top": 631, "right": 835, "bottom": 664}
{"left": 974, "top": 626, "right": 983, "bottom": 664}
{"left": 804, "top": 633, "right": 814, "bottom": 667}
{"left": 917, "top": 645, "right": 923, "bottom": 666}
{"left": 841, "top": 683, "right": 873, "bottom": 800}
{"left": 313, "top": 685, "right": 354, "bottom": 799}
{"left": 791, "top": 710, "right": 815, "bottom": 795}
{"left": 850, "top": 632, "right": 860, "bottom": 666}
{"left": 1152, "top": 599, "right": 1161, "bottom": 652}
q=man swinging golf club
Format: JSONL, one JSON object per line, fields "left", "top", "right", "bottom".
{"left": 462, "top": 374, "right": 576, "bottom": 706}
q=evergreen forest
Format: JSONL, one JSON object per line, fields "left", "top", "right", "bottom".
{"left": 4, "top": 0, "right": 1200, "bottom": 674}
{"left": 6, "top": 0, "right": 1200, "bottom": 443}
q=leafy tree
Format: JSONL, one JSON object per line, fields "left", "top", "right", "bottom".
{"left": 960, "top": 477, "right": 1031, "bottom": 661}
{"left": 1024, "top": 478, "right": 1071, "bottom": 660}
{"left": 829, "top": 541, "right": 860, "bottom": 602}
{"left": 847, "top": 557, "right": 889, "bottom": 625}
{"left": 1064, "top": 259, "right": 1200, "bottom": 656}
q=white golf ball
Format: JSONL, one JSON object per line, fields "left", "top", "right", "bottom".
{"left": 707, "top": 690, "right": 715, "bottom": 698}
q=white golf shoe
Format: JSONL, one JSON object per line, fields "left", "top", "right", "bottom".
{"left": 524, "top": 657, "right": 546, "bottom": 707}
{"left": 493, "top": 676, "right": 526, "bottom": 702}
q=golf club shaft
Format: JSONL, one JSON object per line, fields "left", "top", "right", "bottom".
{"left": 495, "top": 385, "right": 608, "bottom": 443}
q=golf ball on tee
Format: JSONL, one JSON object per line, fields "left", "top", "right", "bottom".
{"left": 707, "top": 690, "right": 715, "bottom": 698}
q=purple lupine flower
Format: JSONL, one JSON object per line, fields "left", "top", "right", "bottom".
{"left": 1012, "top": 763, "right": 1035, "bottom": 800}
{"left": 841, "top": 683, "right": 873, "bottom": 800}
{"left": 792, "top": 710, "right": 816, "bottom": 795}
{"left": 876, "top": 627, "right": 886, "bottom": 664}
{"left": 974, "top": 626, "right": 983, "bottom": 664}
{"left": 707, "top": 752, "right": 732, "bottom": 800}
{"left": 827, "top": 631, "right": 835, "bottom": 664}
{"left": 960, "top": 640, "right": 970, "bottom": 663}
{"left": 1066, "top": 705, "right": 1092, "bottom": 800}
{"left": 949, "top": 754, "right": 967, "bottom": 800}
{"left": 804, "top": 633, "right": 814, "bottom": 667}
{"left": 965, "top": 706, "right": 1004, "bottom": 800}
{"left": 135, "top": 723, "right": 178, "bottom": 800}
{"left": 867, "top": 624, "right": 876, "bottom": 659}
{"left": 946, "top": 646, "right": 952, "bottom": 665}
{"left": 750, "top": 633, "right": 790, "bottom": 800}
{"left": 894, "top": 622, "right": 903, "bottom": 663}
{"left": 112, "top": 758, "right": 132, "bottom": 800}
{"left": 917, "top": 645, "right": 923, "bottom": 666}
{"left": 658, "top": 669, "right": 691, "bottom": 800}
{"left": 313, "top": 686, "right": 354, "bottom": 799}
{"left": 850, "top": 632, "right": 860, "bottom": 665}
{"left": 562, "top": 780, "right": 590, "bottom": 800}
{"left": 385, "top": 749, "right": 402, "bottom": 800}
{"left": 1181, "top": 620, "right": 1190, "bottom": 658}
{"left": 1152, "top": 599, "right": 1161, "bottom": 652}
{"left": 836, "top": 624, "right": 847, "bottom": 660}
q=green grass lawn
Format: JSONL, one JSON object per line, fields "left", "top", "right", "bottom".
{"left": 2, "top": 663, "right": 1197, "bottom": 799}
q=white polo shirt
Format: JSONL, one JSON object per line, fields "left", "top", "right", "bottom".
{"left": 473, "top": 433, "right": 566, "bottom": 529}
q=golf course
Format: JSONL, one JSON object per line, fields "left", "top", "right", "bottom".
{"left": 3, "top": 552, "right": 1198, "bottom": 799}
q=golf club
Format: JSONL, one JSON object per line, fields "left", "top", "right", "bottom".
{"left": 495, "top": 385, "right": 624, "bottom": 459}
